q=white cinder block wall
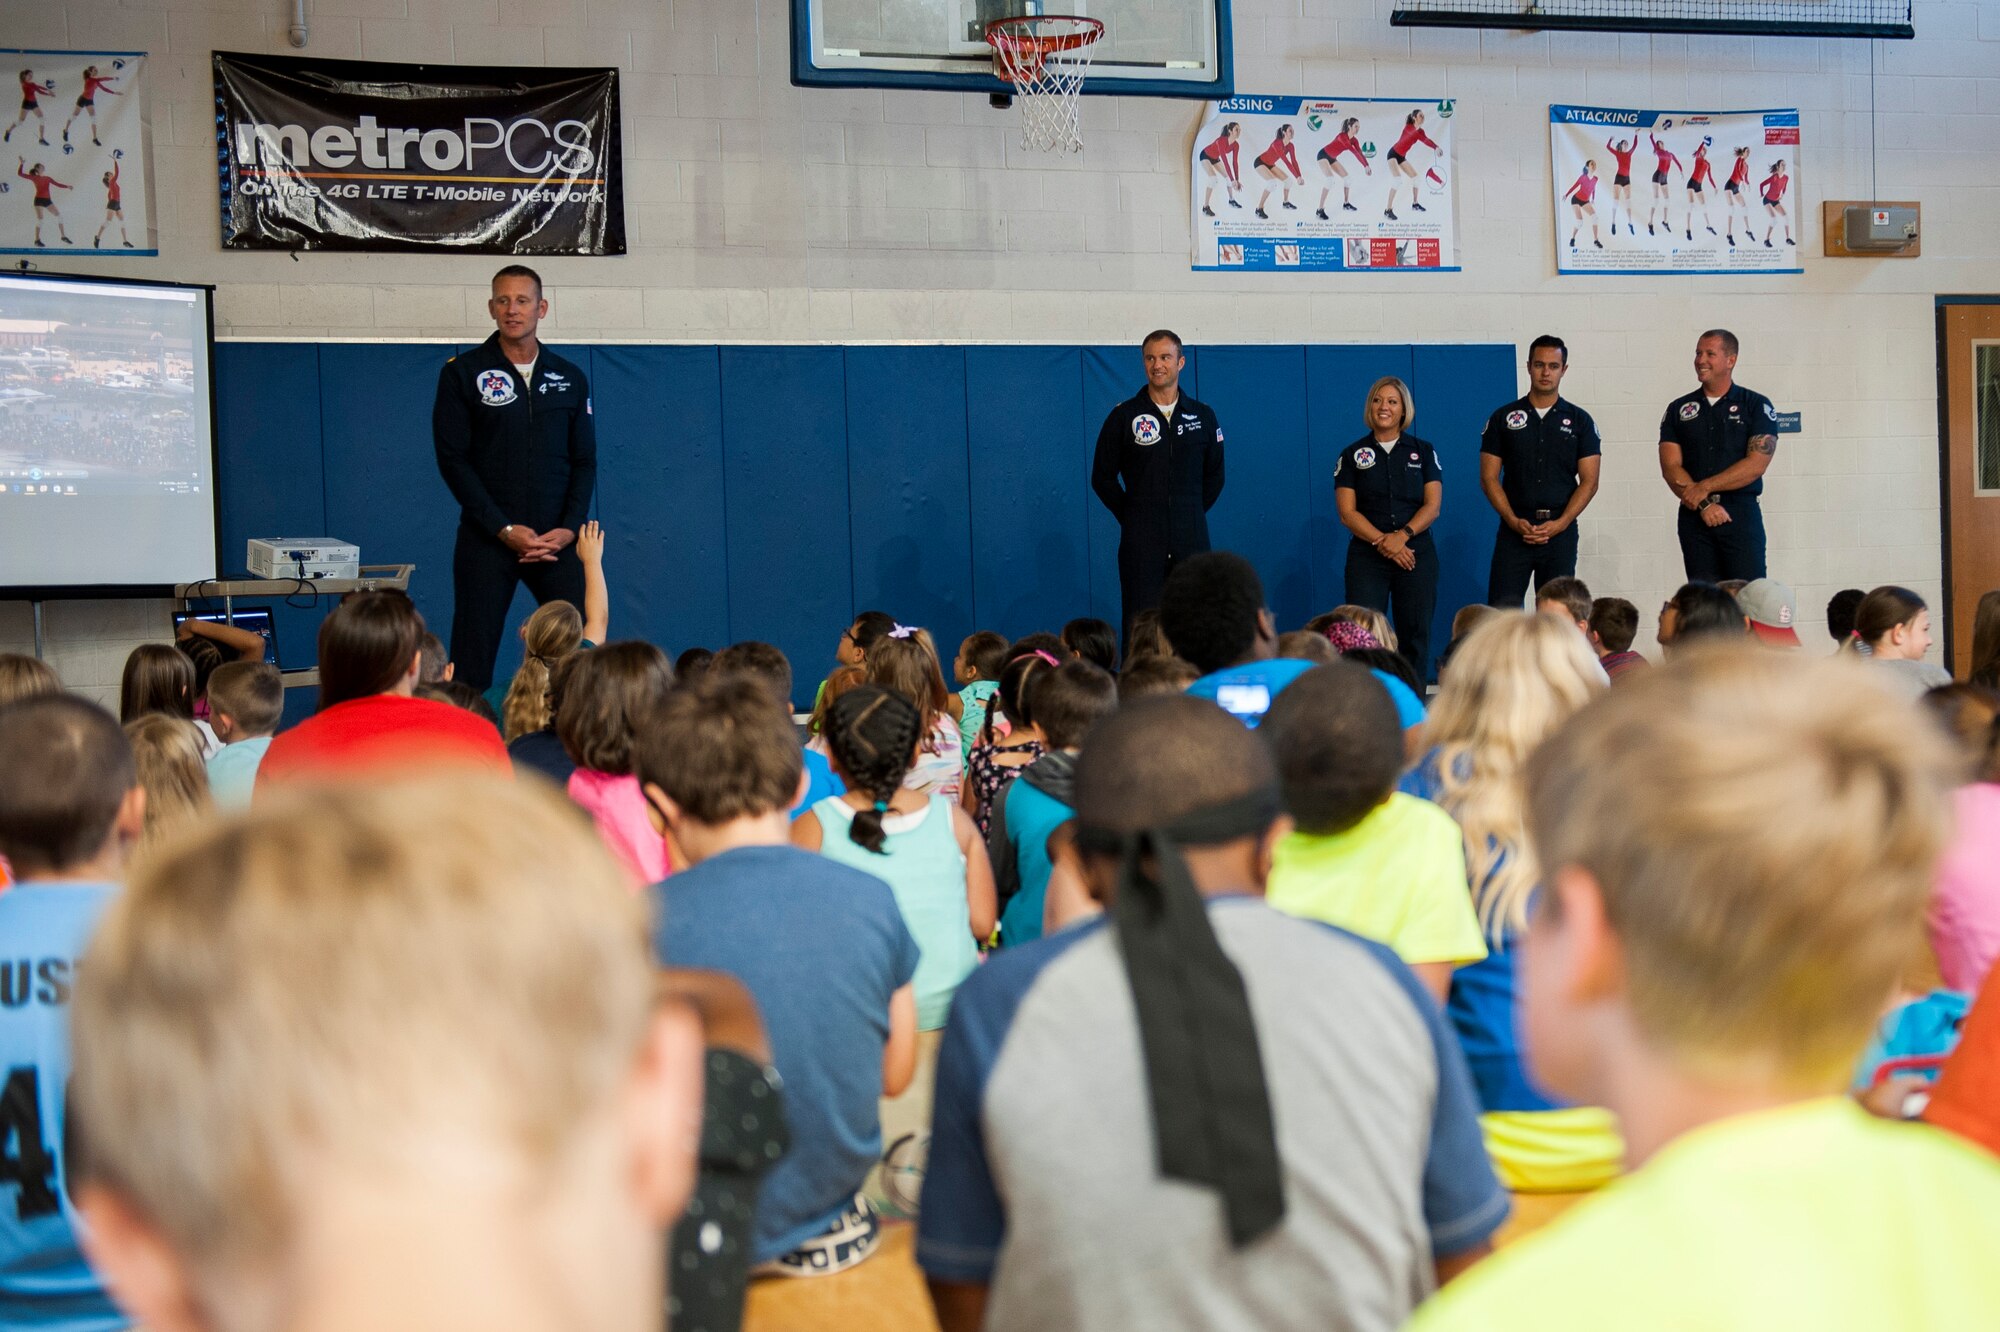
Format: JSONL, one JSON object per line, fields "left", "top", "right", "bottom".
{"left": 10, "top": 0, "right": 1993, "bottom": 692}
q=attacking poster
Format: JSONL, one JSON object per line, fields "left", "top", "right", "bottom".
{"left": 1550, "top": 105, "right": 1802, "bottom": 275}
{"left": 0, "top": 51, "right": 154, "bottom": 256}
{"left": 213, "top": 52, "right": 624, "bottom": 254}
{"left": 1192, "top": 95, "right": 1458, "bottom": 273}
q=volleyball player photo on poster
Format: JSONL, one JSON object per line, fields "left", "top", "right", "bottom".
{"left": 1192, "top": 95, "right": 1459, "bottom": 273}
{"left": 0, "top": 50, "right": 154, "bottom": 256}
{"left": 1550, "top": 105, "right": 1801, "bottom": 275}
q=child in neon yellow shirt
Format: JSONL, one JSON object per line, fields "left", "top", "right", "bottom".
{"left": 1260, "top": 660, "right": 1485, "bottom": 1004}
{"left": 1409, "top": 650, "right": 2000, "bottom": 1332}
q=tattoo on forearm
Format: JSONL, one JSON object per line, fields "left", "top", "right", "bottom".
{"left": 1749, "top": 435, "right": 1777, "bottom": 457}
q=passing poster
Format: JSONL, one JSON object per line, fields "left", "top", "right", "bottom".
{"left": 0, "top": 50, "right": 154, "bottom": 257}
{"left": 1550, "top": 105, "right": 1802, "bottom": 275}
{"left": 1192, "top": 95, "right": 1459, "bottom": 273}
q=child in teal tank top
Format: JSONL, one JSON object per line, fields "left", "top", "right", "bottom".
{"left": 793, "top": 685, "right": 998, "bottom": 1030}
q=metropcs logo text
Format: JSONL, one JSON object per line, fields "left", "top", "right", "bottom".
{"left": 231, "top": 114, "right": 596, "bottom": 175}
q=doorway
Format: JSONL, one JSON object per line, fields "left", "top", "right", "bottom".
{"left": 1937, "top": 299, "right": 2000, "bottom": 677}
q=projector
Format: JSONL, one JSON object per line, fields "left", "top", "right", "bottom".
{"left": 248, "top": 537, "right": 360, "bottom": 581}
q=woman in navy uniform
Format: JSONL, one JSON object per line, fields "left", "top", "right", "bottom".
{"left": 1335, "top": 376, "right": 1443, "bottom": 680}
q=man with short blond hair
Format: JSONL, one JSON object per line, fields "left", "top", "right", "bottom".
{"left": 434, "top": 265, "right": 598, "bottom": 690}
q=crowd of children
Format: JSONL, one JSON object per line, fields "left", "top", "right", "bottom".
{"left": 2, "top": 541, "right": 2000, "bottom": 1332}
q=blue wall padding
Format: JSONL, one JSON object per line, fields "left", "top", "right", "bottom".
{"left": 719, "top": 347, "right": 855, "bottom": 694}
{"left": 317, "top": 343, "right": 470, "bottom": 639}
{"left": 963, "top": 346, "right": 1090, "bottom": 644}
{"left": 1415, "top": 344, "right": 1518, "bottom": 629}
{"left": 1199, "top": 345, "right": 1315, "bottom": 632}
{"left": 209, "top": 341, "right": 327, "bottom": 728}
{"left": 591, "top": 346, "right": 732, "bottom": 657}
{"left": 211, "top": 340, "right": 1518, "bottom": 705}
{"left": 845, "top": 346, "right": 976, "bottom": 669}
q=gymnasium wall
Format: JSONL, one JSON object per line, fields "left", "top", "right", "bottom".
{"left": 9, "top": 0, "right": 1994, "bottom": 697}
{"left": 206, "top": 340, "right": 1512, "bottom": 708}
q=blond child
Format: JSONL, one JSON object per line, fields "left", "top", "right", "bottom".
{"left": 1409, "top": 649, "right": 2000, "bottom": 1331}
{"left": 68, "top": 775, "right": 703, "bottom": 1332}
{"left": 122, "top": 714, "right": 210, "bottom": 857}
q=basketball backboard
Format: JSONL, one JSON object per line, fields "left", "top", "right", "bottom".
{"left": 791, "top": 0, "right": 1233, "bottom": 99}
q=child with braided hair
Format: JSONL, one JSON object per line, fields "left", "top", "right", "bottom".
{"left": 795, "top": 685, "right": 996, "bottom": 1032}
{"left": 796, "top": 684, "right": 996, "bottom": 1224}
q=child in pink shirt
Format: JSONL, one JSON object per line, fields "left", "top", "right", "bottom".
{"left": 557, "top": 642, "right": 677, "bottom": 888}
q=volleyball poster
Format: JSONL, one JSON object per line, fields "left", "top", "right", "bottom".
{"left": 1192, "top": 95, "right": 1459, "bottom": 273}
{"left": 1550, "top": 105, "right": 1801, "bottom": 275}
{"left": 0, "top": 50, "right": 154, "bottom": 257}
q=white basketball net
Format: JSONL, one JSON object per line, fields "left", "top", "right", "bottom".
{"left": 987, "top": 16, "right": 1102, "bottom": 154}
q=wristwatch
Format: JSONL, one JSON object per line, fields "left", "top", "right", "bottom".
{"left": 1401, "top": 524, "right": 1415, "bottom": 537}
{"left": 1695, "top": 497, "right": 1716, "bottom": 513}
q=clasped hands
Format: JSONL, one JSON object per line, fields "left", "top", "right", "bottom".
{"left": 1677, "top": 481, "right": 1733, "bottom": 527}
{"left": 1372, "top": 529, "right": 1418, "bottom": 571}
{"left": 501, "top": 524, "right": 576, "bottom": 563}
{"left": 1509, "top": 514, "right": 1572, "bottom": 546}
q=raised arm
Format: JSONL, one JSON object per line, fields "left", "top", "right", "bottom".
{"left": 177, "top": 615, "right": 268, "bottom": 662}
{"left": 576, "top": 520, "right": 609, "bottom": 643}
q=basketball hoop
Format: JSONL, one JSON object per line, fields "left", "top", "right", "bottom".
{"left": 986, "top": 14, "right": 1103, "bottom": 154}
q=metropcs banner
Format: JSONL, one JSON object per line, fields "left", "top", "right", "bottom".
{"left": 1550, "top": 105, "right": 1801, "bottom": 275}
{"left": 1192, "top": 95, "right": 1458, "bottom": 273}
{"left": 1, "top": 50, "right": 155, "bottom": 257}
{"left": 213, "top": 53, "right": 624, "bottom": 254}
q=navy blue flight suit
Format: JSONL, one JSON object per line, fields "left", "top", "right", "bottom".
{"left": 1091, "top": 387, "right": 1226, "bottom": 648}
{"left": 433, "top": 332, "right": 597, "bottom": 690}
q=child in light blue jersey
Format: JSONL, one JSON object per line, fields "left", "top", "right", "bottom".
{"left": 203, "top": 660, "right": 282, "bottom": 810}
{"left": 0, "top": 695, "right": 145, "bottom": 1332}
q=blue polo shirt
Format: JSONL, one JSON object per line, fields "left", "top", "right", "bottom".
{"left": 1189, "top": 657, "right": 1426, "bottom": 728}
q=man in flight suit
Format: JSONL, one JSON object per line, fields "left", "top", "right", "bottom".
{"left": 1480, "top": 335, "right": 1602, "bottom": 606}
{"left": 1658, "top": 328, "right": 1779, "bottom": 582}
{"left": 1091, "top": 330, "right": 1226, "bottom": 650}
{"left": 433, "top": 264, "right": 597, "bottom": 691}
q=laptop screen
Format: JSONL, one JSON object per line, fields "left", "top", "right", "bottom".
{"left": 172, "top": 608, "right": 280, "bottom": 668}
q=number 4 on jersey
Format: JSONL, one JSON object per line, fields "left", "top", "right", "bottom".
{"left": 1, "top": 1066, "right": 60, "bottom": 1219}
